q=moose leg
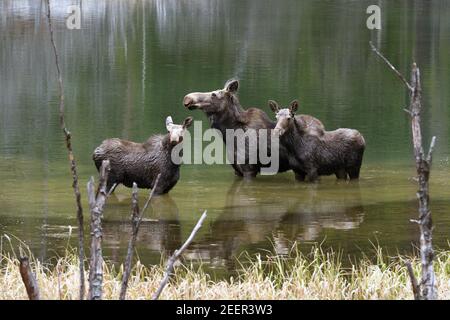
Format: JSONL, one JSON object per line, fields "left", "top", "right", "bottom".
{"left": 347, "top": 166, "right": 361, "bottom": 180}
{"left": 335, "top": 168, "right": 348, "bottom": 180}
{"left": 234, "top": 170, "right": 244, "bottom": 177}
{"left": 243, "top": 171, "right": 258, "bottom": 180}
{"left": 239, "top": 164, "right": 258, "bottom": 180}
{"left": 306, "top": 167, "right": 319, "bottom": 182}
{"left": 294, "top": 170, "right": 306, "bottom": 181}
{"left": 231, "top": 163, "right": 244, "bottom": 177}
{"left": 151, "top": 182, "right": 167, "bottom": 196}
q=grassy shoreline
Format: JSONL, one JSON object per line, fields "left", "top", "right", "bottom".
{"left": 1, "top": 246, "right": 449, "bottom": 300}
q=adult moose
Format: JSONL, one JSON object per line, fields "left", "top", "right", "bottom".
{"left": 183, "top": 79, "right": 324, "bottom": 178}
{"left": 270, "top": 100, "right": 365, "bottom": 182}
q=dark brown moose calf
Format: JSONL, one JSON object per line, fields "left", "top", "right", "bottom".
{"left": 93, "top": 116, "right": 193, "bottom": 195}
{"left": 183, "top": 79, "right": 324, "bottom": 178}
{"left": 270, "top": 100, "right": 365, "bottom": 182}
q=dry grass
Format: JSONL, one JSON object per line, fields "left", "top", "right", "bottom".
{"left": 0, "top": 241, "right": 449, "bottom": 300}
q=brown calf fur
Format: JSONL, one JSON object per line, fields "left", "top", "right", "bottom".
{"left": 92, "top": 116, "right": 193, "bottom": 194}
{"left": 270, "top": 100, "right": 365, "bottom": 182}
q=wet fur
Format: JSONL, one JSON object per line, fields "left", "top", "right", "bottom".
{"left": 281, "top": 117, "right": 365, "bottom": 181}
{"left": 93, "top": 134, "right": 180, "bottom": 195}
{"left": 186, "top": 83, "right": 324, "bottom": 178}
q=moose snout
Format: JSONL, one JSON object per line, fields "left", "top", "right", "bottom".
{"left": 183, "top": 95, "right": 194, "bottom": 108}
{"left": 170, "top": 135, "right": 183, "bottom": 145}
{"left": 273, "top": 127, "right": 284, "bottom": 137}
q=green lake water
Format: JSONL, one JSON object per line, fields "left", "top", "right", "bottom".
{"left": 1, "top": 0, "right": 449, "bottom": 275}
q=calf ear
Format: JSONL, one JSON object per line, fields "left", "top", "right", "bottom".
{"left": 225, "top": 79, "right": 239, "bottom": 93}
{"left": 182, "top": 116, "right": 194, "bottom": 128}
{"left": 289, "top": 100, "right": 299, "bottom": 113}
{"left": 268, "top": 100, "right": 279, "bottom": 113}
{"left": 166, "top": 116, "right": 174, "bottom": 131}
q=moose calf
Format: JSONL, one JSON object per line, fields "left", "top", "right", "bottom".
{"left": 270, "top": 100, "right": 365, "bottom": 182}
{"left": 93, "top": 116, "right": 193, "bottom": 194}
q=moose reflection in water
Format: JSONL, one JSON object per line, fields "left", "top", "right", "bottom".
{"left": 181, "top": 179, "right": 365, "bottom": 270}
{"left": 101, "top": 194, "right": 182, "bottom": 262}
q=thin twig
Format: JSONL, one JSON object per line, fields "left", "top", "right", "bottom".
{"left": 369, "top": 41, "right": 413, "bottom": 92}
{"left": 152, "top": 210, "right": 208, "bottom": 300}
{"left": 57, "top": 263, "right": 62, "bottom": 300}
{"left": 106, "top": 183, "right": 118, "bottom": 197}
{"left": 19, "top": 257, "right": 40, "bottom": 300}
{"left": 119, "top": 175, "right": 161, "bottom": 300}
{"left": 140, "top": 174, "right": 161, "bottom": 218}
{"left": 45, "top": 0, "right": 85, "bottom": 300}
{"left": 405, "top": 261, "right": 420, "bottom": 300}
{"left": 427, "top": 136, "right": 436, "bottom": 163}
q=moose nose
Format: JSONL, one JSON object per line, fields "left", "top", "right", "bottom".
{"left": 183, "top": 95, "right": 194, "bottom": 108}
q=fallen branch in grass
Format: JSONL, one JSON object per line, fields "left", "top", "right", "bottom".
{"left": 19, "top": 257, "right": 40, "bottom": 300}
{"left": 119, "top": 174, "right": 161, "bottom": 300}
{"left": 370, "top": 42, "right": 437, "bottom": 300}
{"left": 152, "top": 210, "right": 208, "bottom": 300}
{"left": 87, "top": 160, "right": 111, "bottom": 300}
{"left": 45, "top": 0, "right": 86, "bottom": 300}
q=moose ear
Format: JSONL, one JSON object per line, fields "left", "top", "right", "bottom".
{"left": 289, "top": 100, "right": 299, "bottom": 113}
{"left": 225, "top": 79, "right": 239, "bottom": 93}
{"left": 268, "top": 100, "right": 280, "bottom": 113}
{"left": 182, "top": 116, "right": 194, "bottom": 128}
{"left": 165, "top": 116, "right": 174, "bottom": 131}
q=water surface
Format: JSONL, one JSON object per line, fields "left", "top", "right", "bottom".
{"left": 1, "top": 0, "right": 450, "bottom": 274}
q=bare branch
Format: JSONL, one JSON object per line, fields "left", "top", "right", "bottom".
{"left": 45, "top": 0, "right": 85, "bottom": 300}
{"left": 152, "top": 210, "right": 208, "bottom": 300}
{"left": 19, "top": 257, "right": 40, "bottom": 300}
{"left": 372, "top": 46, "right": 438, "bottom": 300}
{"left": 139, "top": 174, "right": 161, "bottom": 221}
{"left": 405, "top": 261, "right": 421, "bottom": 300}
{"left": 427, "top": 136, "right": 436, "bottom": 163}
{"left": 403, "top": 108, "right": 413, "bottom": 117}
{"left": 87, "top": 160, "right": 110, "bottom": 300}
{"left": 369, "top": 41, "right": 413, "bottom": 92}
{"left": 107, "top": 183, "right": 118, "bottom": 197}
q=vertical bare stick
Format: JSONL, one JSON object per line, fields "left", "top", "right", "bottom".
{"left": 409, "top": 63, "right": 437, "bottom": 300}
{"left": 45, "top": 0, "right": 85, "bottom": 300}
{"left": 19, "top": 257, "right": 40, "bottom": 300}
{"left": 57, "top": 263, "right": 63, "bottom": 300}
{"left": 370, "top": 43, "right": 437, "bottom": 300}
{"left": 120, "top": 175, "right": 160, "bottom": 300}
{"left": 152, "top": 210, "right": 207, "bottom": 300}
{"left": 119, "top": 183, "right": 140, "bottom": 300}
{"left": 87, "top": 160, "right": 110, "bottom": 300}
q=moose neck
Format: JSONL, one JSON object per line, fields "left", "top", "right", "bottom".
{"left": 161, "top": 134, "right": 183, "bottom": 167}
{"left": 283, "top": 118, "right": 307, "bottom": 149}
{"left": 206, "top": 98, "right": 244, "bottom": 137}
